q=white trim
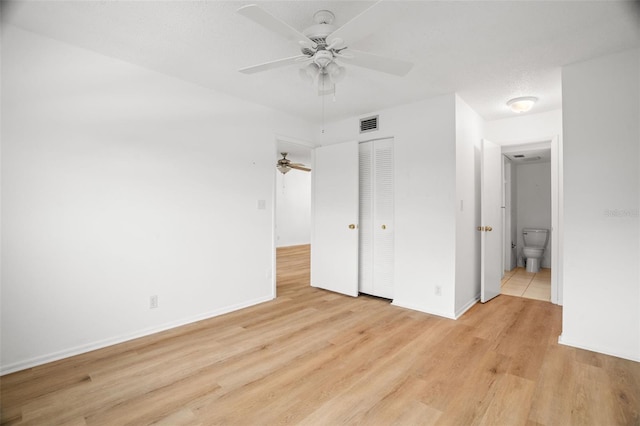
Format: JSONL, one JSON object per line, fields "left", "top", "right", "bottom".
{"left": 272, "top": 138, "right": 278, "bottom": 299}
{"left": 558, "top": 334, "right": 640, "bottom": 363}
{"left": 550, "top": 135, "right": 561, "bottom": 305}
{"left": 0, "top": 295, "right": 274, "bottom": 375}
{"left": 498, "top": 138, "right": 554, "bottom": 148}
{"left": 455, "top": 296, "right": 480, "bottom": 319}
{"left": 274, "top": 134, "right": 317, "bottom": 149}
{"left": 498, "top": 135, "right": 562, "bottom": 306}
{"left": 392, "top": 300, "right": 457, "bottom": 320}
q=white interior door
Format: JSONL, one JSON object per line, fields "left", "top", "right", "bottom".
{"left": 481, "top": 139, "right": 503, "bottom": 303}
{"left": 311, "top": 141, "right": 359, "bottom": 297}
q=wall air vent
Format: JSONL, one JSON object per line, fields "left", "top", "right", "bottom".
{"left": 360, "top": 115, "right": 379, "bottom": 133}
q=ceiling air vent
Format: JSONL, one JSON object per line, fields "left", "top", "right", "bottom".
{"left": 360, "top": 115, "right": 379, "bottom": 133}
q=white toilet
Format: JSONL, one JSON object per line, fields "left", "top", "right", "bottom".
{"left": 522, "top": 228, "right": 549, "bottom": 273}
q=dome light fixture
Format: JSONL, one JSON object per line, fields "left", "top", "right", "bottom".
{"left": 507, "top": 96, "right": 538, "bottom": 113}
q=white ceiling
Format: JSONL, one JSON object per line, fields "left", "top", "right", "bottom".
{"left": 504, "top": 149, "right": 551, "bottom": 165}
{"left": 3, "top": 1, "right": 639, "bottom": 124}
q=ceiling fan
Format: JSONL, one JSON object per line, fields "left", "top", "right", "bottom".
{"left": 237, "top": 1, "right": 414, "bottom": 95}
{"left": 277, "top": 152, "right": 311, "bottom": 174}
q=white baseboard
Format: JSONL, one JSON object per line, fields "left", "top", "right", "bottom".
{"left": 455, "top": 296, "right": 479, "bottom": 319}
{"left": 0, "top": 295, "right": 274, "bottom": 375}
{"left": 558, "top": 334, "right": 640, "bottom": 363}
{"left": 391, "top": 299, "right": 457, "bottom": 320}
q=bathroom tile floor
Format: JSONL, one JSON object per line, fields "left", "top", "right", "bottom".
{"left": 501, "top": 267, "right": 551, "bottom": 302}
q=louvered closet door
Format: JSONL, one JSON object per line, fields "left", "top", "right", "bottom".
{"left": 359, "top": 142, "right": 374, "bottom": 295}
{"left": 359, "top": 138, "right": 394, "bottom": 299}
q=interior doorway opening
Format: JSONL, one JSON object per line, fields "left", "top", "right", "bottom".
{"left": 274, "top": 137, "right": 313, "bottom": 298}
{"left": 499, "top": 139, "right": 560, "bottom": 304}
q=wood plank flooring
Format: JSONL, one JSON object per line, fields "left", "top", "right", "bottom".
{"left": 1, "top": 244, "right": 639, "bottom": 425}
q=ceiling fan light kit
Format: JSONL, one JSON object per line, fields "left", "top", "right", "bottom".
{"left": 325, "top": 62, "right": 346, "bottom": 83}
{"left": 276, "top": 164, "right": 291, "bottom": 174}
{"left": 237, "top": 2, "right": 414, "bottom": 97}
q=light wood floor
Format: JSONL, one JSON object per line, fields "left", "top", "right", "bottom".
{"left": 1, "top": 244, "right": 639, "bottom": 425}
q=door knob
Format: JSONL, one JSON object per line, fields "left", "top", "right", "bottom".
{"left": 381, "top": 224, "right": 387, "bottom": 230}
{"left": 486, "top": 226, "right": 493, "bottom": 232}
{"left": 348, "top": 224, "right": 356, "bottom": 229}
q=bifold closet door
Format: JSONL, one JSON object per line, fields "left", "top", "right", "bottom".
{"left": 359, "top": 138, "right": 394, "bottom": 299}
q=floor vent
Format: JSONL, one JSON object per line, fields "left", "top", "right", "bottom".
{"left": 360, "top": 115, "right": 379, "bottom": 133}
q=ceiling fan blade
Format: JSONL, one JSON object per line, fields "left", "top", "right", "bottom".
{"left": 237, "top": 4, "right": 317, "bottom": 48}
{"left": 326, "top": 0, "right": 387, "bottom": 47}
{"left": 239, "top": 55, "right": 310, "bottom": 74}
{"left": 289, "top": 164, "right": 311, "bottom": 172}
{"left": 338, "top": 49, "right": 413, "bottom": 76}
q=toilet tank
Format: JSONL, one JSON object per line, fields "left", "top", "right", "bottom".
{"left": 522, "top": 228, "right": 549, "bottom": 248}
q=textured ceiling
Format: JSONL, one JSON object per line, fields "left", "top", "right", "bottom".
{"left": 3, "top": 1, "right": 639, "bottom": 123}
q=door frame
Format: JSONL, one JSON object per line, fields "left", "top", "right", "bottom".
{"left": 502, "top": 159, "right": 516, "bottom": 271}
{"left": 273, "top": 135, "right": 316, "bottom": 299}
{"left": 499, "top": 135, "right": 562, "bottom": 305}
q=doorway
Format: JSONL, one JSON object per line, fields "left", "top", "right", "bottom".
{"left": 500, "top": 140, "right": 558, "bottom": 303}
{"left": 274, "top": 137, "right": 313, "bottom": 298}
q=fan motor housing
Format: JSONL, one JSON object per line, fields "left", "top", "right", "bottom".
{"left": 303, "top": 26, "right": 335, "bottom": 45}
{"left": 303, "top": 10, "right": 336, "bottom": 46}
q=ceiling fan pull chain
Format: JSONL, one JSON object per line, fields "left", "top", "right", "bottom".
{"left": 321, "top": 76, "right": 326, "bottom": 134}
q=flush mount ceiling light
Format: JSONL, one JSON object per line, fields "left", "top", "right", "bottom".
{"left": 507, "top": 96, "right": 538, "bottom": 113}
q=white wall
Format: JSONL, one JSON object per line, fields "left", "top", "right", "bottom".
{"left": 485, "top": 109, "right": 562, "bottom": 145}
{"left": 454, "top": 96, "right": 483, "bottom": 316}
{"left": 275, "top": 170, "right": 311, "bottom": 247}
{"left": 561, "top": 48, "right": 639, "bottom": 362}
{"left": 516, "top": 162, "right": 552, "bottom": 268}
{"left": 0, "top": 27, "right": 314, "bottom": 373}
{"left": 317, "top": 94, "right": 482, "bottom": 319}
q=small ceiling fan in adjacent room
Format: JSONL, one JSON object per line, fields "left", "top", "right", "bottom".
{"left": 277, "top": 152, "right": 311, "bottom": 174}
{"left": 237, "top": 2, "right": 414, "bottom": 96}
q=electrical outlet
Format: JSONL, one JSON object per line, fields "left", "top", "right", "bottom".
{"left": 150, "top": 295, "right": 158, "bottom": 309}
{"left": 435, "top": 285, "right": 442, "bottom": 296}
